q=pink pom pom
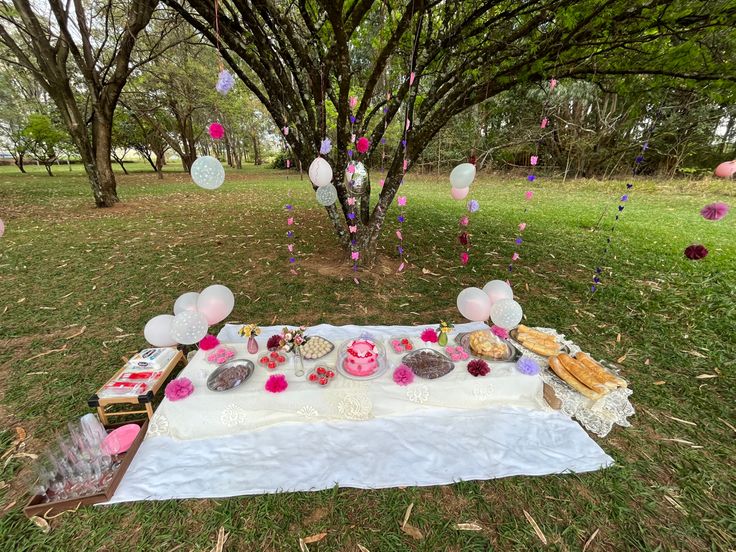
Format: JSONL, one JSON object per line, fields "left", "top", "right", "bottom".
{"left": 460, "top": 252, "right": 469, "bottom": 265}
{"left": 700, "top": 202, "right": 729, "bottom": 221}
{"left": 393, "top": 364, "right": 414, "bottom": 386}
{"left": 420, "top": 328, "right": 438, "bottom": 343}
{"left": 265, "top": 374, "right": 288, "bottom": 393}
{"left": 165, "top": 377, "right": 194, "bottom": 401}
{"left": 356, "top": 137, "right": 370, "bottom": 154}
{"left": 199, "top": 335, "right": 220, "bottom": 351}
{"left": 208, "top": 122, "right": 225, "bottom": 140}
{"left": 491, "top": 325, "right": 509, "bottom": 339}
{"left": 459, "top": 216, "right": 469, "bottom": 226}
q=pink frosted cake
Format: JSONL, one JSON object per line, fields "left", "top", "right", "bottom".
{"left": 343, "top": 339, "right": 379, "bottom": 377}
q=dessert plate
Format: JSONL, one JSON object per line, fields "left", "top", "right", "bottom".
{"left": 402, "top": 348, "right": 455, "bottom": 379}
{"left": 456, "top": 332, "right": 521, "bottom": 362}
{"left": 207, "top": 359, "right": 254, "bottom": 391}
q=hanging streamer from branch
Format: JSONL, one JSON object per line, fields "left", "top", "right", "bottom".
{"left": 285, "top": 204, "right": 297, "bottom": 275}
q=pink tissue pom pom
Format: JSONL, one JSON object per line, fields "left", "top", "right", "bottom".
{"left": 209, "top": 122, "right": 225, "bottom": 140}
{"left": 356, "top": 137, "right": 370, "bottom": 154}
{"left": 265, "top": 374, "right": 288, "bottom": 393}
{"left": 460, "top": 251, "right": 469, "bottom": 265}
{"left": 491, "top": 325, "right": 509, "bottom": 339}
{"left": 165, "top": 377, "right": 193, "bottom": 401}
{"left": 393, "top": 364, "right": 414, "bottom": 386}
{"left": 199, "top": 334, "right": 220, "bottom": 351}
{"left": 700, "top": 202, "right": 729, "bottom": 221}
{"left": 420, "top": 328, "right": 438, "bottom": 343}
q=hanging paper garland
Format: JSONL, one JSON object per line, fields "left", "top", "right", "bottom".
{"left": 285, "top": 204, "right": 297, "bottom": 275}
{"left": 459, "top": 199, "right": 480, "bottom": 265}
{"left": 591, "top": 142, "right": 649, "bottom": 292}
{"left": 508, "top": 77, "right": 557, "bottom": 276}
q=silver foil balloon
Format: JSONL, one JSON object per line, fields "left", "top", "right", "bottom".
{"left": 345, "top": 161, "right": 368, "bottom": 195}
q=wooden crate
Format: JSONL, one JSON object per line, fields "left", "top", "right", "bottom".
{"left": 87, "top": 349, "right": 185, "bottom": 423}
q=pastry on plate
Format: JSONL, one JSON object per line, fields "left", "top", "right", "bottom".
{"left": 468, "top": 330, "right": 508, "bottom": 359}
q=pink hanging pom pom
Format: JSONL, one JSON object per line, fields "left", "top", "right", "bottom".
{"left": 199, "top": 335, "right": 220, "bottom": 351}
{"left": 208, "top": 122, "right": 225, "bottom": 140}
{"left": 460, "top": 251, "right": 469, "bottom": 265}
{"left": 356, "top": 137, "right": 370, "bottom": 154}
{"left": 265, "top": 374, "right": 288, "bottom": 393}
{"left": 165, "top": 377, "right": 194, "bottom": 401}
{"left": 700, "top": 202, "right": 729, "bottom": 221}
{"left": 393, "top": 364, "right": 414, "bottom": 386}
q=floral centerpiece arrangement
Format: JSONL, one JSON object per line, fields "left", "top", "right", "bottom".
{"left": 239, "top": 323, "right": 261, "bottom": 354}
{"left": 436, "top": 320, "right": 454, "bottom": 346}
{"left": 273, "top": 326, "right": 307, "bottom": 353}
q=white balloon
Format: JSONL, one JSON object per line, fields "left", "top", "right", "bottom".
{"left": 143, "top": 314, "right": 177, "bottom": 347}
{"left": 450, "top": 163, "right": 476, "bottom": 189}
{"left": 173, "top": 291, "right": 200, "bottom": 315}
{"left": 191, "top": 155, "right": 225, "bottom": 190}
{"left": 490, "top": 299, "right": 523, "bottom": 330}
{"left": 309, "top": 157, "right": 333, "bottom": 187}
{"left": 316, "top": 183, "right": 338, "bottom": 206}
{"left": 456, "top": 287, "right": 492, "bottom": 322}
{"left": 197, "top": 284, "right": 235, "bottom": 325}
{"left": 483, "top": 280, "right": 514, "bottom": 305}
{"left": 170, "top": 311, "right": 209, "bottom": 345}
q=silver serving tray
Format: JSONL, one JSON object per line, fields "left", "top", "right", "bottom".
{"left": 455, "top": 331, "right": 522, "bottom": 362}
{"left": 206, "top": 358, "right": 254, "bottom": 391}
{"left": 401, "top": 348, "right": 455, "bottom": 379}
{"left": 508, "top": 328, "right": 570, "bottom": 356}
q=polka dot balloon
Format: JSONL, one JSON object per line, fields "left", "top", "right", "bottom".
{"left": 316, "top": 183, "right": 338, "bottom": 206}
{"left": 191, "top": 156, "right": 225, "bottom": 190}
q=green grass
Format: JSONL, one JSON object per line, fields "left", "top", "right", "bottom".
{"left": 0, "top": 162, "right": 734, "bottom": 551}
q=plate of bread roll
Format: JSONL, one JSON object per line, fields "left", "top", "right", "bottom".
{"left": 548, "top": 353, "right": 627, "bottom": 401}
{"left": 510, "top": 325, "right": 568, "bottom": 357}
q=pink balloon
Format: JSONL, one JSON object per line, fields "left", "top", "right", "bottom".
{"left": 196, "top": 284, "right": 235, "bottom": 325}
{"left": 450, "top": 186, "right": 469, "bottom": 200}
{"left": 714, "top": 161, "right": 736, "bottom": 178}
{"left": 456, "top": 287, "right": 492, "bottom": 322}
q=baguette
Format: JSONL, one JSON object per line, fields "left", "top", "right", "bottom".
{"left": 517, "top": 328, "right": 558, "bottom": 343}
{"left": 548, "top": 356, "right": 602, "bottom": 400}
{"left": 521, "top": 341, "right": 562, "bottom": 357}
{"left": 575, "top": 352, "right": 628, "bottom": 389}
{"left": 558, "top": 354, "right": 609, "bottom": 393}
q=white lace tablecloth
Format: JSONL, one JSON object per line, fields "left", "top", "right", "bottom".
{"left": 508, "top": 328, "right": 635, "bottom": 437}
{"left": 149, "top": 323, "right": 548, "bottom": 441}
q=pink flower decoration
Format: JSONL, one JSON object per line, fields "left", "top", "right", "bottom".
{"left": 491, "top": 325, "right": 509, "bottom": 339}
{"left": 287, "top": 244, "right": 294, "bottom": 252}
{"left": 347, "top": 197, "right": 356, "bottom": 206}
{"left": 525, "top": 191, "right": 534, "bottom": 200}
{"left": 165, "top": 377, "right": 193, "bottom": 402}
{"left": 460, "top": 216, "right": 469, "bottom": 226}
{"left": 700, "top": 202, "right": 729, "bottom": 221}
{"left": 397, "top": 196, "right": 407, "bottom": 206}
{"left": 420, "top": 328, "right": 438, "bottom": 343}
{"left": 460, "top": 251, "right": 469, "bottom": 265}
{"left": 356, "top": 137, "right": 370, "bottom": 154}
{"left": 349, "top": 96, "right": 358, "bottom": 109}
{"left": 393, "top": 364, "right": 414, "bottom": 386}
{"left": 208, "top": 122, "right": 225, "bottom": 140}
{"left": 351, "top": 251, "right": 360, "bottom": 260}
{"left": 199, "top": 335, "right": 220, "bottom": 351}
{"left": 540, "top": 117, "right": 548, "bottom": 129}
{"left": 265, "top": 374, "right": 288, "bottom": 393}
{"left": 549, "top": 78, "right": 558, "bottom": 91}
{"left": 287, "top": 218, "right": 294, "bottom": 225}
{"left": 379, "top": 179, "right": 385, "bottom": 187}
{"left": 530, "top": 155, "right": 538, "bottom": 166}
{"left": 518, "top": 222, "right": 527, "bottom": 231}
{"left": 512, "top": 252, "right": 520, "bottom": 261}
{"left": 347, "top": 164, "right": 356, "bottom": 174}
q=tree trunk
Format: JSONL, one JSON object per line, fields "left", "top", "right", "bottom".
{"left": 14, "top": 153, "right": 26, "bottom": 173}
{"left": 251, "top": 134, "right": 262, "bottom": 165}
{"left": 44, "top": 163, "right": 53, "bottom": 176}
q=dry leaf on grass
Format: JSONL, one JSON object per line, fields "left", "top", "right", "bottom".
{"left": 454, "top": 522, "right": 483, "bottom": 531}
{"left": 653, "top": 381, "right": 666, "bottom": 385}
{"left": 695, "top": 374, "right": 717, "bottom": 379}
{"left": 25, "top": 344, "right": 68, "bottom": 362}
{"left": 616, "top": 354, "right": 627, "bottom": 363}
{"left": 30, "top": 516, "right": 51, "bottom": 533}
{"left": 401, "top": 502, "right": 414, "bottom": 528}
{"left": 400, "top": 523, "right": 424, "bottom": 540}
{"left": 665, "top": 415, "right": 696, "bottom": 426}
{"left": 357, "top": 545, "right": 370, "bottom": 552}
{"left": 664, "top": 495, "right": 687, "bottom": 514}
{"left": 210, "top": 526, "right": 229, "bottom": 552}
{"left": 523, "top": 510, "right": 547, "bottom": 545}
{"left": 718, "top": 417, "right": 736, "bottom": 433}
{"left": 298, "top": 538, "right": 308, "bottom": 552}
{"left": 582, "top": 528, "right": 599, "bottom": 551}
{"left": 661, "top": 438, "right": 695, "bottom": 446}
{"left": 303, "top": 533, "right": 327, "bottom": 544}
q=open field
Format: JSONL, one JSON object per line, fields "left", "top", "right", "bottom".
{"left": 0, "top": 162, "right": 734, "bottom": 551}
